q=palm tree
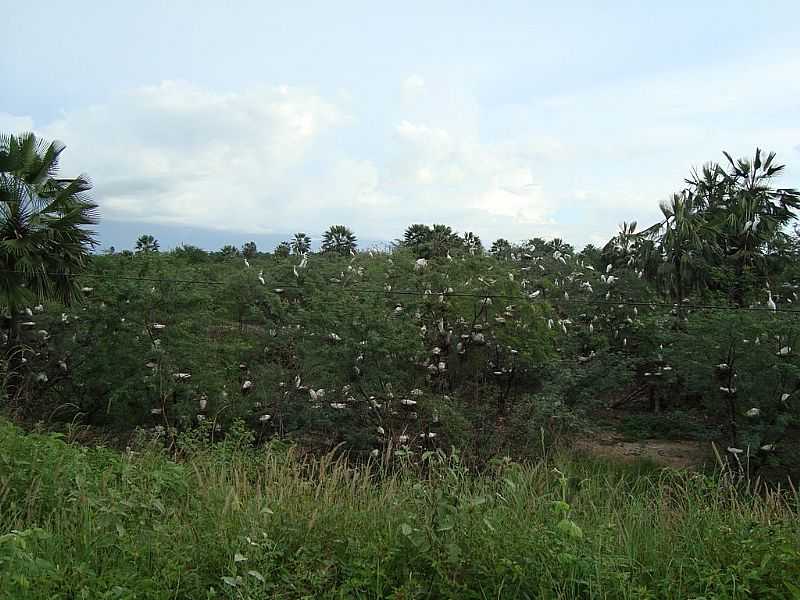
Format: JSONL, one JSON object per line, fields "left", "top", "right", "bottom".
{"left": 0, "top": 132, "right": 98, "bottom": 398}
{"left": 274, "top": 241, "right": 291, "bottom": 258}
{"left": 462, "top": 231, "right": 483, "bottom": 255}
{"left": 290, "top": 232, "right": 311, "bottom": 255}
{"left": 135, "top": 234, "right": 159, "bottom": 254}
{"left": 402, "top": 224, "right": 431, "bottom": 257}
{"left": 691, "top": 149, "right": 800, "bottom": 304}
{"left": 430, "top": 224, "right": 460, "bottom": 258}
{"left": 642, "top": 191, "right": 717, "bottom": 318}
{"left": 490, "top": 238, "right": 512, "bottom": 260}
{"left": 321, "top": 225, "right": 357, "bottom": 256}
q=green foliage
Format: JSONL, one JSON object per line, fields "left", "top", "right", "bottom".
{"left": 134, "top": 234, "right": 159, "bottom": 254}
{"left": 321, "top": 225, "right": 357, "bottom": 256}
{"left": 1, "top": 421, "right": 798, "bottom": 599}
{"left": 241, "top": 241, "right": 257, "bottom": 258}
{"left": 0, "top": 133, "right": 99, "bottom": 310}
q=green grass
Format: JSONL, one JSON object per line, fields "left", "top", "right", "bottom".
{"left": 1, "top": 421, "right": 799, "bottom": 599}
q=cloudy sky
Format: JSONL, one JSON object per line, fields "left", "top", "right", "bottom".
{"left": 2, "top": 1, "right": 799, "bottom": 250}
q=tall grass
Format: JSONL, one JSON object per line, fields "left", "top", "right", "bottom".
{"left": 1, "top": 421, "right": 798, "bottom": 599}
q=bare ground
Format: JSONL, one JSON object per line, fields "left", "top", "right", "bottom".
{"left": 572, "top": 432, "right": 714, "bottom": 469}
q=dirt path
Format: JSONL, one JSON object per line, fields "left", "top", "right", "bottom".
{"left": 572, "top": 432, "right": 713, "bottom": 469}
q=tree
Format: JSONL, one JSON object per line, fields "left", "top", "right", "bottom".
{"left": 402, "top": 224, "right": 431, "bottom": 257}
{"left": 242, "top": 241, "right": 257, "bottom": 258}
{"left": 322, "top": 225, "right": 357, "bottom": 256}
{"left": 429, "top": 224, "right": 461, "bottom": 258}
{"left": 462, "top": 231, "right": 483, "bottom": 255}
{"left": 690, "top": 149, "right": 800, "bottom": 305}
{"left": 0, "top": 132, "right": 98, "bottom": 399}
{"left": 291, "top": 232, "right": 311, "bottom": 255}
{"left": 135, "top": 235, "right": 159, "bottom": 254}
{"left": 642, "top": 191, "right": 717, "bottom": 319}
{"left": 220, "top": 244, "right": 240, "bottom": 258}
{"left": 490, "top": 238, "right": 513, "bottom": 260}
{"left": 274, "top": 241, "right": 291, "bottom": 258}
{"left": 172, "top": 244, "right": 207, "bottom": 264}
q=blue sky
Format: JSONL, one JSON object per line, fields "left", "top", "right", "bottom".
{"left": 2, "top": 0, "right": 799, "bottom": 250}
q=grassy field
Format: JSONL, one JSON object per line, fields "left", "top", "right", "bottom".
{"left": 1, "top": 421, "right": 799, "bottom": 599}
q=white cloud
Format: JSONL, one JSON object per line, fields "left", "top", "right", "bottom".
{"left": 35, "top": 81, "right": 346, "bottom": 234}
{"left": 4, "top": 50, "right": 798, "bottom": 248}
{"left": 402, "top": 74, "right": 426, "bottom": 96}
{"left": 0, "top": 113, "right": 35, "bottom": 133}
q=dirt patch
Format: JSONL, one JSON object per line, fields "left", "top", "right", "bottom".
{"left": 572, "top": 432, "right": 713, "bottom": 470}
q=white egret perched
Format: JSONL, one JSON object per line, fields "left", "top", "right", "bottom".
{"left": 766, "top": 290, "right": 776, "bottom": 311}
{"left": 258, "top": 270, "right": 265, "bottom": 285}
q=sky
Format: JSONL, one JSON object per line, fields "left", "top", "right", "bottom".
{"left": 2, "top": 0, "right": 799, "bottom": 251}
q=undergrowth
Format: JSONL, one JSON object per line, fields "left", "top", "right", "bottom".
{"left": 1, "top": 420, "right": 799, "bottom": 599}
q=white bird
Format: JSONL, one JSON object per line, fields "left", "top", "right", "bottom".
{"left": 606, "top": 264, "right": 612, "bottom": 273}
{"left": 745, "top": 407, "right": 760, "bottom": 417}
{"left": 766, "top": 290, "right": 776, "bottom": 311}
{"left": 258, "top": 270, "right": 265, "bottom": 285}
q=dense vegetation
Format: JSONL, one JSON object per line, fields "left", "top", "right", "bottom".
{"left": 2, "top": 421, "right": 799, "bottom": 599}
{"left": 3, "top": 134, "right": 800, "bottom": 596}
